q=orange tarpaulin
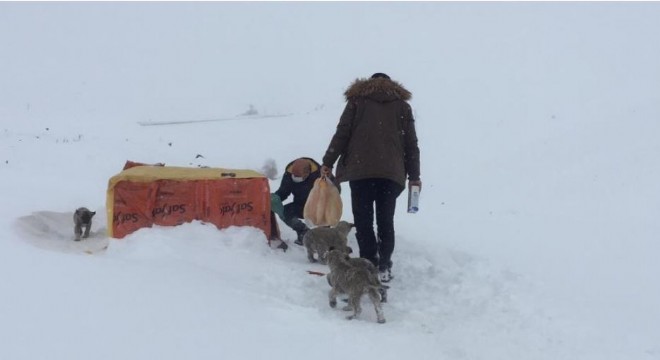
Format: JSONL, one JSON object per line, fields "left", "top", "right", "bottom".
{"left": 106, "top": 165, "right": 275, "bottom": 240}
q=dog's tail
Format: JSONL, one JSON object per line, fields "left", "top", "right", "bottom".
{"left": 366, "top": 270, "right": 388, "bottom": 289}
{"left": 365, "top": 273, "right": 389, "bottom": 302}
{"left": 367, "top": 284, "right": 385, "bottom": 303}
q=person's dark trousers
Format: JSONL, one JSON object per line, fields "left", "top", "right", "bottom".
{"left": 282, "top": 203, "right": 308, "bottom": 234}
{"left": 349, "top": 178, "right": 404, "bottom": 271}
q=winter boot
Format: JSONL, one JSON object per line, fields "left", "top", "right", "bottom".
{"left": 378, "top": 268, "right": 393, "bottom": 283}
{"left": 294, "top": 230, "right": 306, "bottom": 246}
{"left": 290, "top": 219, "right": 309, "bottom": 246}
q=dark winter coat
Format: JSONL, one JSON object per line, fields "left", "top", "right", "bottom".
{"left": 274, "top": 158, "right": 322, "bottom": 209}
{"left": 322, "top": 77, "right": 420, "bottom": 187}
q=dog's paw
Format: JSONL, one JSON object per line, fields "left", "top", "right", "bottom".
{"left": 329, "top": 300, "right": 337, "bottom": 308}
{"left": 377, "top": 318, "right": 386, "bottom": 324}
{"left": 341, "top": 305, "right": 353, "bottom": 312}
{"left": 346, "top": 315, "right": 357, "bottom": 320}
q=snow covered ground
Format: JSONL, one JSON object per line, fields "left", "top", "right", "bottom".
{"left": 1, "top": 2, "right": 659, "bottom": 360}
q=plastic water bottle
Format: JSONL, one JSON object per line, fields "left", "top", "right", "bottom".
{"left": 407, "top": 185, "right": 420, "bottom": 213}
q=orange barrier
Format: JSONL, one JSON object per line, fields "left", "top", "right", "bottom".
{"left": 107, "top": 165, "right": 276, "bottom": 241}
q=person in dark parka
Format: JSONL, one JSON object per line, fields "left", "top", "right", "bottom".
{"left": 321, "top": 73, "right": 422, "bottom": 283}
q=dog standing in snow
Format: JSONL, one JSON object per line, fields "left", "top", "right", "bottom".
{"left": 303, "top": 221, "right": 354, "bottom": 264}
{"left": 326, "top": 248, "right": 386, "bottom": 323}
{"left": 345, "top": 252, "right": 389, "bottom": 303}
{"left": 73, "top": 207, "right": 96, "bottom": 241}
{"left": 327, "top": 246, "right": 390, "bottom": 303}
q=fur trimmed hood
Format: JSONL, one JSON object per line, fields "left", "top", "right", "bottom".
{"left": 344, "top": 77, "right": 412, "bottom": 102}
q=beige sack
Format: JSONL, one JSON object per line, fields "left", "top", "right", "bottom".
{"left": 304, "top": 176, "right": 342, "bottom": 226}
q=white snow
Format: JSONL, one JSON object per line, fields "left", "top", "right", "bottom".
{"left": 1, "top": 2, "right": 659, "bottom": 360}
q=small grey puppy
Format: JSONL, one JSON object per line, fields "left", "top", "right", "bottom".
{"left": 327, "top": 246, "right": 390, "bottom": 303}
{"left": 326, "top": 248, "right": 386, "bottom": 323}
{"left": 347, "top": 255, "right": 389, "bottom": 303}
{"left": 74, "top": 207, "right": 96, "bottom": 241}
{"left": 303, "top": 221, "right": 354, "bottom": 264}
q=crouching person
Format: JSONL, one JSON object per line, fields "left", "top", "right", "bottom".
{"left": 271, "top": 157, "right": 339, "bottom": 246}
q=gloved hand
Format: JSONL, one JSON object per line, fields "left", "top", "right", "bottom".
{"left": 270, "top": 193, "right": 285, "bottom": 220}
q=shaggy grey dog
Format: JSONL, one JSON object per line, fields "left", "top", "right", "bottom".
{"left": 347, "top": 256, "right": 389, "bottom": 303}
{"left": 326, "top": 246, "right": 389, "bottom": 303}
{"left": 303, "top": 221, "right": 354, "bottom": 264}
{"left": 73, "top": 207, "right": 96, "bottom": 241}
{"left": 326, "top": 248, "right": 386, "bottom": 323}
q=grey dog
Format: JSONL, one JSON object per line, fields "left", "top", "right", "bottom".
{"left": 347, "top": 254, "right": 389, "bottom": 303}
{"left": 303, "top": 221, "right": 354, "bottom": 264}
{"left": 326, "top": 248, "right": 386, "bottom": 323}
{"left": 326, "top": 246, "right": 389, "bottom": 302}
{"left": 74, "top": 207, "right": 96, "bottom": 241}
